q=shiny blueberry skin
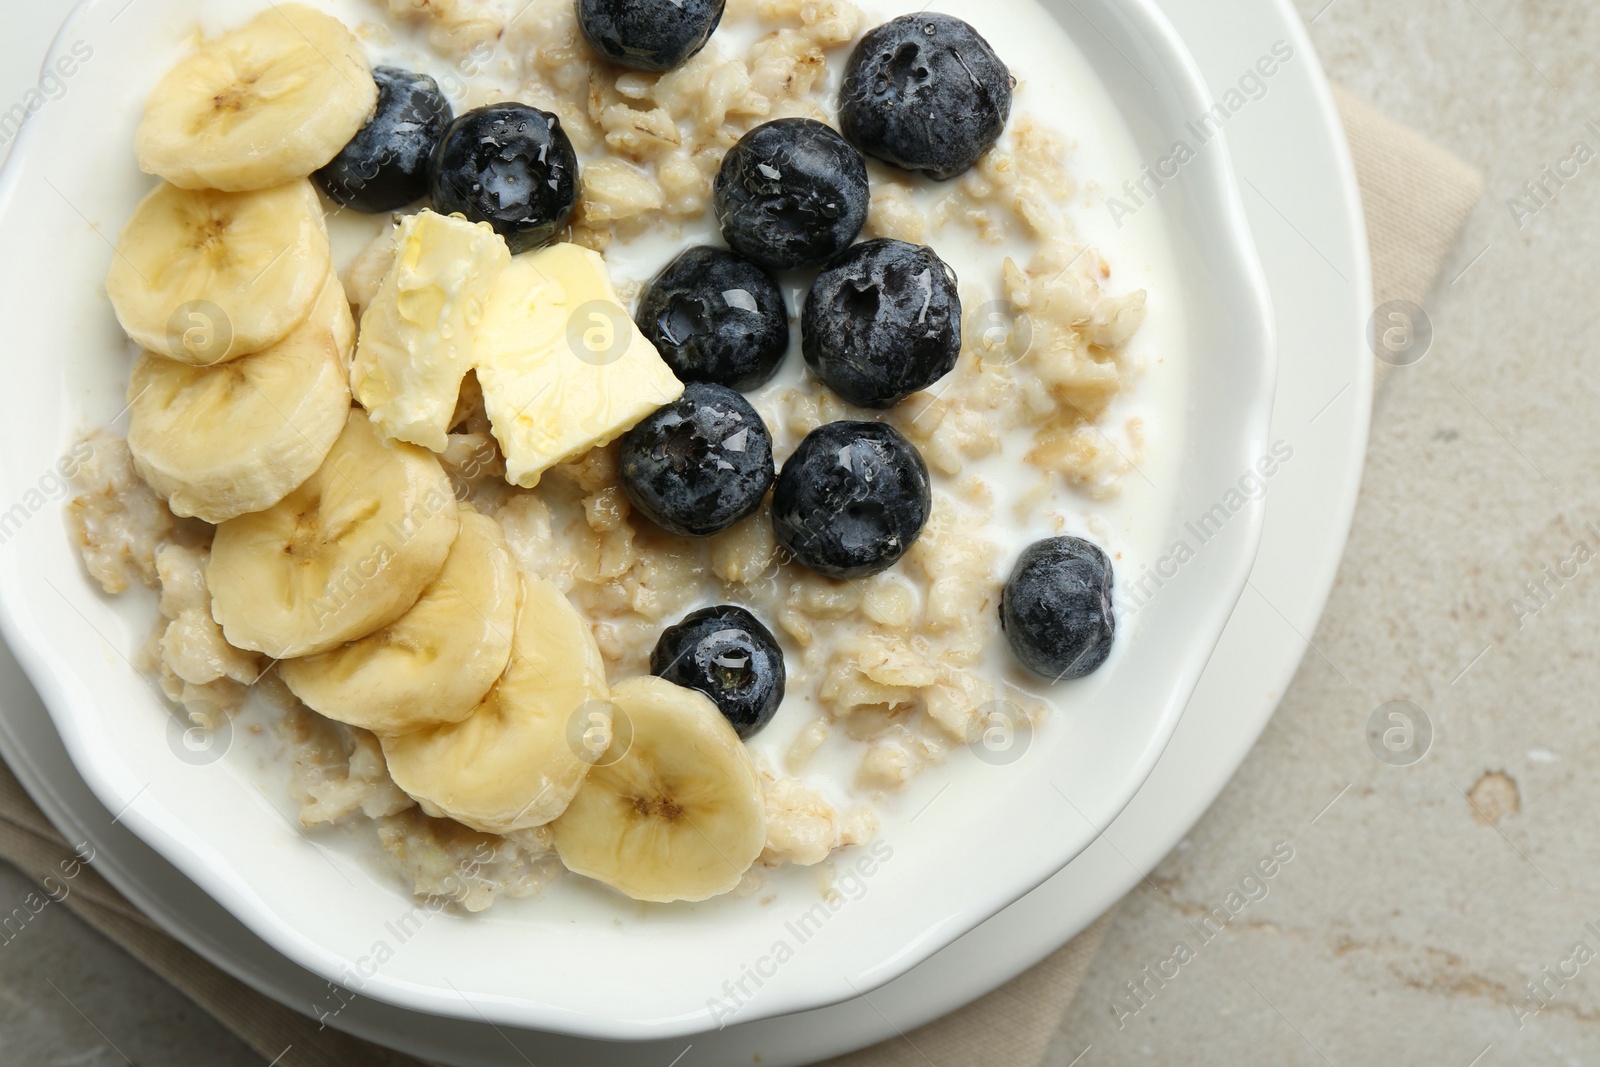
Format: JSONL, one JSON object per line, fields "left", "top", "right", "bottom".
{"left": 999, "top": 537, "right": 1115, "bottom": 681}
{"left": 429, "top": 104, "right": 579, "bottom": 253}
{"left": 839, "top": 14, "right": 1013, "bottom": 181}
{"left": 802, "top": 239, "right": 962, "bottom": 409}
{"left": 651, "top": 605, "right": 786, "bottom": 738}
{"left": 619, "top": 383, "right": 775, "bottom": 537}
{"left": 713, "top": 119, "right": 870, "bottom": 271}
{"left": 316, "top": 67, "right": 452, "bottom": 213}
{"left": 635, "top": 247, "right": 790, "bottom": 391}
{"left": 577, "top": 0, "right": 725, "bottom": 71}
{"left": 772, "top": 421, "right": 931, "bottom": 580}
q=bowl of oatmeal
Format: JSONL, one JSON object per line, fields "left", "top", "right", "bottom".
{"left": 0, "top": 0, "right": 1272, "bottom": 1037}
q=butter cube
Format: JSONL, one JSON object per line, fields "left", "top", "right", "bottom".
{"left": 475, "top": 244, "right": 683, "bottom": 488}
{"left": 352, "top": 210, "right": 510, "bottom": 452}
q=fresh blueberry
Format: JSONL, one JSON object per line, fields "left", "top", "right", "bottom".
{"left": 577, "top": 0, "right": 725, "bottom": 71}
{"left": 771, "top": 421, "right": 930, "bottom": 580}
{"left": 429, "top": 104, "right": 579, "bottom": 253}
{"left": 635, "top": 247, "right": 790, "bottom": 392}
{"left": 839, "top": 14, "right": 1013, "bottom": 181}
{"left": 713, "top": 119, "right": 870, "bottom": 271}
{"left": 619, "top": 382, "right": 775, "bottom": 537}
{"left": 999, "top": 537, "right": 1115, "bottom": 681}
{"left": 651, "top": 605, "right": 786, "bottom": 738}
{"left": 316, "top": 67, "right": 452, "bottom": 213}
{"left": 802, "top": 238, "right": 962, "bottom": 409}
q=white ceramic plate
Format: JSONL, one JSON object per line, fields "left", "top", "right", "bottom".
{"left": 0, "top": 0, "right": 1276, "bottom": 1043}
{"left": 0, "top": 0, "right": 1366, "bottom": 1060}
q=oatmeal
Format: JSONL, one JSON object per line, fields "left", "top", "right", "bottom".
{"left": 70, "top": 0, "right": 1151, "bottom": 908}
{"left": 282, "top": 704, "right": 563, "bottom": 912}
{"left": 145, "top": 543, "right": 263, "bottom": 727}
{"left": 66, "top": 434, "right": 186, "bottom": 596}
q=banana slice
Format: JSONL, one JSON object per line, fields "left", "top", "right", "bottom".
{"left": 381, "top": 575, "right": 610, "bottom": 835}
{"left": 127, "top": 270, "right": 354, "bottom": 524}
{"left": 208, "top": 409, "right": 460, "bottom": 659}
{"left": 551, "top": 676, "right": 766, "bottom": 903}
{"left": 280, "top": 510, "right": 519, "bottom": 734}
{"left": 107, "top": 179, "right": 332, "bottom": 365}
{"left": 136, "top": 4, "right": 377, "bottom": 191}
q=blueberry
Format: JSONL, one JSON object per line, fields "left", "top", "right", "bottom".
{"left": 772, "top": 421, "right": 930, "bottom": 580}
{"left": 839, "top": 14, "right": 1013, "bottom": 181}
{"left": 316, "top": 67, "right": 452, "bottom": 213}
{"left": 999, "top": 537, "right": 1115, "bottom": 681}
{"left": 429, "top": 104, "right": 579, "bottom": 253}
{"left": 635, "top": 247, "right": 790, "bottom": 392}
{"left": 577, "top": 0, "right": 725, "bottom": 71}
{"left": 652, "top": 605, "right": 786, "bottom": 738}
{"left": 713, "top": 119, "right": 870, "bottom": 271}
{"left": 619, "top": 382, "right": 775, "bottom": 537}
{"left": 802, "top": 239, "right": 962, "bottom": 409}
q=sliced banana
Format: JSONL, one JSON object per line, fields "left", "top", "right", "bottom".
{"left": 381, "top": 575, "right": 609, "bottom": 835}
{"left": 136, "top": 4, "right": 377, "bottom": 192}
{"left": 127, "top": 270, "right": 354, "bottom": 524}
{"left": 208, "top": 409, "right": 460, "bottom": 659}
{"left": 280, "top": 510, "right": 519, "bottom": 734}
{"left": 551, "top": 676, "right": 766, "bottom": 903}
{"left": 107, "top": 179, "right": 332, "bottom": 364}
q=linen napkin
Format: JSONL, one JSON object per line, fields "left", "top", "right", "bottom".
{"left": 1330, "top": 85, "right": 1485, "bottom": 391}
{"left": 0, "top": 87, "right": 1482, "bottom": 1067}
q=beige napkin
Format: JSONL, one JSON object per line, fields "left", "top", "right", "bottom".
{"left": 0, "top": 89, "right": 1481, "bottom": 1067}
{"left": 1332, "top": 85, "right": 1484, "bottom": 390}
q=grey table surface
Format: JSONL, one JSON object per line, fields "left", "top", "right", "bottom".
{"left": 4, "top": 0, "right": 1598, "bottom": 1064}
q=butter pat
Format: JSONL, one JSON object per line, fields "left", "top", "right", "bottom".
{"left": 352, "top": 210, "right": 510, "bottom": 451}
{"left": 476, "top": 244, "right": 684, "bottom": 487}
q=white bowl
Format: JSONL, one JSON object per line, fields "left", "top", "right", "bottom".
{"left": 0, "top": 0, "right": 1273, "bottom": 1041}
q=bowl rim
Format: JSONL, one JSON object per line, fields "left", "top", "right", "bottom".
{"left": 0, "top": 0, "right": 1277, "bottom": 1039}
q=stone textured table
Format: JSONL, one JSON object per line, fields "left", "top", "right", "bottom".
{"left": 3, "top": 0, "right": 1596, "bottom": 1064}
